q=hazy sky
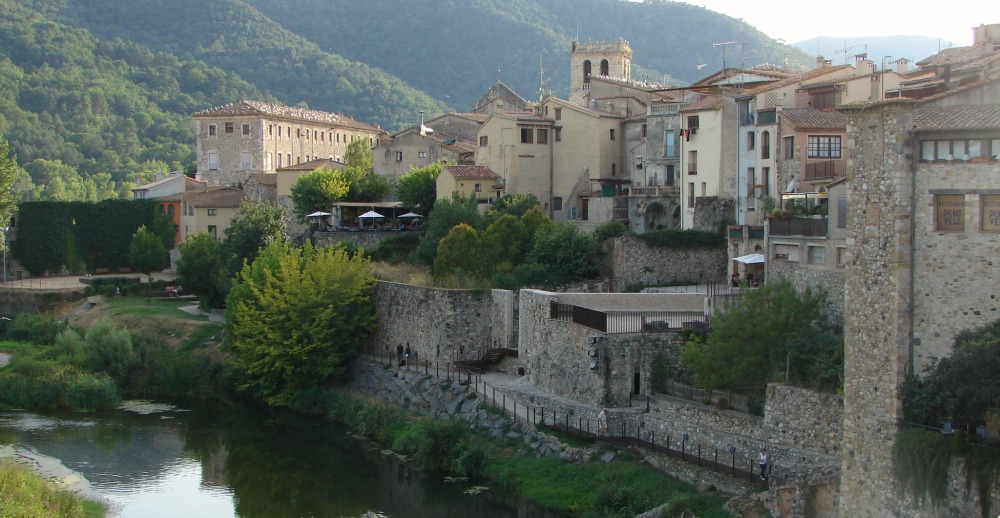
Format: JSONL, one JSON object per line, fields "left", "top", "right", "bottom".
{"left": 676, "top": 0, "right": 988, "bottom": 46}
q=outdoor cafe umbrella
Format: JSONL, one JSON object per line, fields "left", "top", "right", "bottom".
{"left": 358, "top": 210, "right": 385, "bottom": 229}
{"left": 305, "top": 211, "right": 331, "bottom": 218}
{"left": 399, "top": 212, "right": 423, "bottom": 219}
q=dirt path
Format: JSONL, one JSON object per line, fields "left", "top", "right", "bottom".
{"left": 0, "top": 353, "right": 9, "bottom": 367}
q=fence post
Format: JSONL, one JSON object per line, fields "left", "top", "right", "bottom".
{"left": 715, "top": 448, "right": 718, "bottom": 471}
{"left": 513, "top": 401, "right": 517, "bottom": 423}
{"left": 698, "top": 444, "right": 701, "bottom": 466}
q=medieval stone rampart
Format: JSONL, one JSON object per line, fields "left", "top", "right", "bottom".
{"left": 604, "top": 235, "right": 726, "bottom": 292}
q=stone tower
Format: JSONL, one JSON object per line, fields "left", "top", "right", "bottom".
{"left": 569, "top": 39, "right": 632, "bottom": 106}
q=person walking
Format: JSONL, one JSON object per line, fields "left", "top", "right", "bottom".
{"left": 598, "top": 408, "right": 608, "bottom": 437}
{"left": 758, "top": 448, "right": 769, "bottom": 480}
{"left": 114, "top": 286, "right": 121, "bottom": 298}
{"left": 404, "top": 344, "right": 411, "bottom": 365}
{"left": 396, "top": 343, "right": 404, "bottom": 364}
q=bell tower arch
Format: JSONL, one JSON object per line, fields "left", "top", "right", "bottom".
{"left": 569, "top": 39, "right": 632, "bottom": 106}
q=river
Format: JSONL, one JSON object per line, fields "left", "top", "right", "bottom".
{"left": 0, "top": 397, "right": 556, "bottom": 518}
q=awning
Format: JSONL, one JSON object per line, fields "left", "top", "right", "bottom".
{"left": 734, "top": 253, "right": 766, "bottom": 264}
{"left": 305, "top": 211, "right": 331, "bottom": 217}
{"left": 399, "top": 212, "right": 423, "bottom": 218}
{"left": 359, "top": 210, "right": 385, "bottom": 218}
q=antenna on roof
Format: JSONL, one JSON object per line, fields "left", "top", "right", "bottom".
{"left": 835, "top": 42, "right": 866, "bottom": 66}
{"left": 713, "top": 41, "right": 737, "bottom": 70}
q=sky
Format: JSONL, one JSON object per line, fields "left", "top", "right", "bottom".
{"left": 676, "top": 0, "right": 988, "bottom": 46}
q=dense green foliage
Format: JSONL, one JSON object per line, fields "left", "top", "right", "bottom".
{"left": 247, "top": 0, "right": 808, "bottom": 109}
{"left": 128, "top": 224, "right": 167, "bottom": 282}
{"left": 222, "top": 200, "right": 289, "bottom": 274}
{"left": 0, "top": 136, "right": 19, "bottom": 227}
{"left": 681, "top": 280, "right": 843, "bottom": 392}
{"left": 415, "top": 191, "right": 480, "bottom": 266}
{"left": 0, "top": 459, "right": 104, "bottom": 517}
{"left": 225, "top": 242, "right": 377, "bottom": 406}
{"left": 901, "top": 319, "right": 1000, "bottom": 429}
{"left": 637, "top": 227, "right": 726, "bottom": 248}
{"left": 289, "top": 167, "right": 351, "bottom": 221}
{"left": 176, "top": 231, "right": 229, "bottom": 308}
{"left": 13, "top": 199, "right": 172, "bottom": 275}
{"left": 434, "top": 223, "right": 482, "bottom": 276}
{"left": 396, "top": 162, "right": 441, "bottom": 217}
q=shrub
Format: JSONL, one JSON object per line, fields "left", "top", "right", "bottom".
{"left": 62, "top": 373, "right": 120, "bottom": 410}
{"left": 4, "top": 313, "right": 64, "bottom": 344}
{"left": 81, "top": 318, "right": 136, "bottom": 383}
{"left": 636, "top": 228, "right": 724, "bottom": 248}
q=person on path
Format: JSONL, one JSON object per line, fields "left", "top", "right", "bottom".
{"left": 598, "top": 408, "right": 608, "bottom": 436}
{"left": 758, "top": 448, "right": 769, "bottom": 480}
{"left": 404, "top": 344, "right": 411, "bottom": 365}
{"left": 396, "top": 344, "right": 404, "bottom": 363}
{"left": 114, "top": 286, "right": 120, "bottom": 298}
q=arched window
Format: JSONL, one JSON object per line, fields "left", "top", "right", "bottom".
{"left": 583, "top": 60, "right": 592, "bottom": 84}
{"left": 761, "top": 131, "right": 771, "bottom": 159}
{"left": 600, "top": 59, "right": 609, "bottom": 76}
{"left": 167, "top": 205, "right": 175, "bottom": 215}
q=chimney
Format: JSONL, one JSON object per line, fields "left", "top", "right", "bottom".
{"left": 816, "top": 55, "right": 827, "bottom": 68}
{"left": 895, "top": 58, "right": 909, "bottom": 74}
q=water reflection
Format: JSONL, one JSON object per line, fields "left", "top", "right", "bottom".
{"left": 0, "top": 399, "right": 556, "bottom": 518}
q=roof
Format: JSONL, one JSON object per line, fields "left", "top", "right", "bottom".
{"left": 680, "top": 95, "right": 723, "bottom": 112}
{"left": 443, "top": 165, "right": 499, "bottom": 180}
{"left": 428, "top": 133, "right": 476, "bottom": 154}
{"left": 194, "top": 100, "right": 380, "bottom": 133}
{"left": 914, "top": 104, "right": 1000, "bottom": 131}
{"left": 247, "top": 172, "right": 277, "bottom": 186}
{"left": 132, "top": 173, "right": 204, "bottom": 192}
{"left": 276, "top": 158, "right": 347, "bottom": 172}
{"left": 431, "top": 112, "right": 489, "bottom": 123}
{"left": 739, "top": 65, "right": 851, "bottom": 97}
{"left": 780, "top": 109, "right": 846, "bottom": 130}
{"left": 183, "top": 187, "right": 247, "bottom": 209}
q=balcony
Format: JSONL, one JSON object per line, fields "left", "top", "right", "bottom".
{"left": 768, "top": 216, "right": 828, "bottom": 237}
{"left": 629, "top": 185, "right": 680, "bottom": 197}
{"left": 804, "top": 160, "right": 845, "bottom": 181}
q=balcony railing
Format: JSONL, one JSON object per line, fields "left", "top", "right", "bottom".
{"left": 629, "top": 185, "right": 680, "bottom": 197}
{"left": 768, "top": 216, "right": 828, "bottom": 237}
{"left": 550, "top": 302, "right": 708, "bottom": 334}
{"left": 804, "top": 160, "right": 845, "bottom": 181}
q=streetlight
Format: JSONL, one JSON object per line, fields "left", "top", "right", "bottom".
{"left": 1, "top": 226, "right": 7, "bottom": 286}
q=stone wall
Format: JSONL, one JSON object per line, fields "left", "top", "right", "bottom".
{"left": 368, "top": 282, "right": 513, "bottom": 366}
{"left": 693, "top": 196, "right": 734, "bottom": 231}
{"left": 0, "top": 289, "right": 86, "bottom": 318}
{"left": 314, "top": 230, "right": 407, "bottom": 251}
{"left": 768, "top": 259, "right": 846, "bottom": 326}
{"left": 605, "top": 235, "right": 727, "bottom": 292}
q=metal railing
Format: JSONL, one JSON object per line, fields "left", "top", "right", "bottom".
{"left": 768, "top": 217, "right": 828, "bottom": 237}
{"left": 804, "top": 160, "right": 845, "bottom": 180}
{"left": 361, "top": 350, "right": 769, "bottom": 486}
{"left": 549, "top": 302, "right": 709, "bottom": 334}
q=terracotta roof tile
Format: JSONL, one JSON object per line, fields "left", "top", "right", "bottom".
{"left": 780, "top": 109, "right": 846, "bottom": 130}
{"left": 444, "top": 165, "right": 499, "bottom": 180}
{"left": 680, "top": 95, "right": 722, "bottom": 112}
{"left": 194, "top": 100, "right": 380, "bottom": 133}
{"left": 914, "top": 104, "right": 1000, "bottom": 131}
{"left": 183, "top": 187, "right": 248, "bottom": 208}
{"left": 276, "top": 158, "right": 347, "bottom": 172}
{"left": 248, "top": 172, "right": 277, "bottom": 186}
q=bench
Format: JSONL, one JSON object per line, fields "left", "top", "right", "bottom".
{"left": 94, "top": 268, "right": 110, "bottom": 275}
{"left": 117, "top": 267, "right": 132, "bottom": 274}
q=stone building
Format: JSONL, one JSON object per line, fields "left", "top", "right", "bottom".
{"left": 838, "top": 78, "right": 1000, "bottom": 517}
{"left": 372, "top": 117, "right": 478, "bottom": 185}
{"left": 568, "top": 39, "right": 632, "bottom": 106}
{"left": 193, "top": 100, "right": 383, "bottom": 188}
{"left": 472, "top": 81, "right": 532, "bottom": 116}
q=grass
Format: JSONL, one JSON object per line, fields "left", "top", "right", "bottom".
{"left": 0, "top": 459, "right": 105, "bottom": 518}
{"left": 100, "top": 296, "right": 207, "bottom": 321}
{"left": 485, "top": 453, "right": 731, "bottom": 518}
{"left": 179, "top": 323, "right": 224, "bottom": 352}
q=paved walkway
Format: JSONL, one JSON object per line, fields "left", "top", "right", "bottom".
{"left": 177, "top": 304, "right": 225, "bottom": 323}
{"left": 0, "top": 271, "right": 177, "bottom": 291}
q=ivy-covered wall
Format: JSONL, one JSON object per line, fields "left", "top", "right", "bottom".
{"left": 13, "top": 200, "right": 172, "bottom": 276}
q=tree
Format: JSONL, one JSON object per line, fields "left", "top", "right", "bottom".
{"left": 347, "top": 171, "right": 392, "bottom": 202}
{"left": 480, "top": 214, "right": 530, "bottom": 271}
{"left": 344, "top": 137, "right": 373, "bottom": 171}
{"left": 225, "top": 242, "right": 377, "bottom": 406}
{"left": 434, "top": 224, "right": 482, "bottom": 276}
{"left": 289, "top": 167, "right": 350, "bottom": 221}
{"left": 415, "top": 192, "right": 480, "bottom": 266}
{"left": 396, "top": 162, "right": 441, "bottom": 216}
{"left": 486, "top": 193, "right": 539, "bottom": 221}
{"left": 176, "top": 232, "right": 229, "bottom": 309}
{"left": 681, "top": 280, "right": 841, "bottom": 392}
{"left": 128, "top": 224, "right": 167, "bottom": 282}
{"left": 0, "top": 136, "right": 20, "bottom": 229}
{"left": 523, "top": 223, "right": 598, "bottom": 285}
{"left": 223, "top": 200, "right": 289, "bottom": 275}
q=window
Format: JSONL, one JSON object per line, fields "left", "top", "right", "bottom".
{"left": 240, "top": 152, "right": 252, "bottom": 171}
{"left": 747, "top": 131, "right": 755, "bottom": 150}
{"left": 921, "top": 139, "right": 995, "bottom": 161}
{"left": 688, "top": 182, "right": 695, "bottom": 207}
{"left": 521, "top": 128, "right": 534, "bottom": 144}
{"left": 935, "top": 194, "right": 965, "bottom": 231}
{"left": 286, "top": 153, "right": 291, "bottom": 166}
{"left": 208, "top": 225, "right": 217, "bottom": 240}
{"left": 583, "top": 60, "right": 591, "bottom": 84}
{"left": 296, "top": 129, "right": 301, "bottom": 138}
{"left": 268, "top": 125, "right": 273, "bottom": 137}
{"left": 983, "top": 194, "right": 1000, "bottom": 232}
{"left": 265, "top": 152, "right": 272, "bottom": 170}
{"left": 761, "top": 167, "right": 770, "bottom": 197}
{"left": 773, "top": 244, "right": 799, "bottom": 261}
{"left": 208, "top": 151, "right": 218, "bottom": 171}
{"left": 418, "top": 151, "right": 428, "bottom": 158}
{"left": 479, "top": 135, "right": 488, "bottom": 146}
{"left": 225, "top": 122, "right": 234, "bottom": 134}
{"left": 208, "top": 124, "right": 217, "bottom": 136}
{"left": 278, "top": 154, "right": 283, "bottom": 167}
{"left": 837, "top": 196, "right": 847, "bottom": 228}
{"left": 687, "top": 150, "right": 698, "bottom": 174}
{"left": 611, "top": 164, "right": 616, "bottom": 176}
{"left": 395, "top": 151, "right": 403, "bottom": 162}
{"left": 555, "top": 108, "right": 562, "bottom": 120}
{"left": 665, "top": 130, "right": 675, "bottom": 157}
{"left": 747, "top": 167, "right": 756, "bottom": 196}
{"left": 554, "top": 128, "right": 562, "bottom": 142}
{"left": 807, "top": 136, "right": 843, "bottom": 158}
{"left": 686, "top": 115, "right": 699, "bottom": 129}
{"left": 474, "top": 183, "right": 481, "bottom": 193}
{"left": 701, "top": 182, "right": 706, "bottom": 197}
{"left": 553, "top": 197, "right": 562, "bottom": 211}
{"left": 610, "top": 128, "right": 616, "bottom": 141}
{"left": 278, "top": 126, "right": 283, "bottom": 138}
{"left": 808, "top": 246, "right": 826, "bottom": 265}
{"left": 537, "top": 128, "right": 548, "bottom": 144}
{"left": 600, "top": 59, "right": 609, "bottom": 76}
{"left": 761, "top": 131, "right": 770, "bottom": 159}
{"left": 784, "top": 136, "right": 795, "bottom": 159}
{"left": 242, "top": 124, "right": 250, "bottom": 137}
{"left": 207, "top": 209, "right": 217, "bottom": 216}
{"left": 167, "top": 205, "right": 174, "bottom": 215}
{"left": 642, "top": 124, "right": 647, "bottom": 138}
{"left": 836, "top": 247, "right": 848, "bottom": 267}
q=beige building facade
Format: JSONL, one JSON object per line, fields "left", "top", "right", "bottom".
{"left": 194, "top": 100, "right": 382, "bottom": 188}
{"left": 436, "top": 165, "right": 502, "bottom": 214}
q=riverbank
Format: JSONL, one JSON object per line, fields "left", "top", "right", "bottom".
{"left": 0, "top": 446, "right": 107, "bottom": 517}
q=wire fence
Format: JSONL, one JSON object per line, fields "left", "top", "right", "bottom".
{"left": 363, "top": 351, "right": 770, "bottom": 486}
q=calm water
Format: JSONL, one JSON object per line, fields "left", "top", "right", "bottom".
{"left": 0, "top": 398, "right": 554, "bottom": 518}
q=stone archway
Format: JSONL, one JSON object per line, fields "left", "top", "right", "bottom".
{"left": 670, "top": 205, "right": 681, "bottom": 228}
{"left": 644, "top": 202, "right": 667, "bottom": 230}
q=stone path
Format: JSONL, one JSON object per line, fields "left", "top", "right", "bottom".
{"left": 0, "top": 352, "right": 9, "bottom": 367}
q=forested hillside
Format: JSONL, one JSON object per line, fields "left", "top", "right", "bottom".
{"left": 247, "top": 0, "right": 811, "bottom": 109}
{"left": 0, "top": 0, "right": 812, "bottom": 201}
